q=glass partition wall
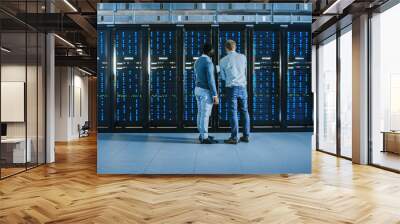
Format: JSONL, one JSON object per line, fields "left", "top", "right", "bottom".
{"left": 316, "top": 25, "right": 353, "bottom": 159}
{"left": 316, "top": 2, "right": 400, "bottom": 172}
{"left": 0, "top": 2, "right": 46, "bottom": 179}
{"left": 0, "top": 31, "right": 28, "bottom": 177}
{"left": 317, "top": 35, "right": 337, "bottom": 155}
{"left": 339, "top": 27, "right": 352, "bottom": 159}
{"left": 370, "top": 3, "right": 400, "bottom": 171}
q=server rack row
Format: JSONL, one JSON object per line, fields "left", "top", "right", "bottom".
{"left": 183, "top": 29, "right": 211, "bottom": 127}
{"left": 97, "top": 24, "right": 313, "bottom": 132}
{"left": 285, "top": 30, "right": 312, "bottom": 126}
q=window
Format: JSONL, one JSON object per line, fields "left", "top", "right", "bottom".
{"left": 370, "top": 3, "right": 400, "bottom": 171}
{"left": 317, "top": 35, "right": 337, "bottom": 154}
{"left": 339, "top": 27, "right": 352, "bottom": 158}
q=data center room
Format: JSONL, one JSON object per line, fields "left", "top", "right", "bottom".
{"left": 97, "top": 3, "right": 313, "bottom": 174}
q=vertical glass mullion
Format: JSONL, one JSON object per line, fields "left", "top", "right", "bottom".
{"left": 0, "top": 22, "right": 2, "bottom": 179}
{"left": 336, "top": 31, "right": 341, "bottom": 157}
{"left": 36, "top": 0, "right": 39, "bottom": 167}
{"left": 25, "top": 1, "right": 28, "bottom": 171}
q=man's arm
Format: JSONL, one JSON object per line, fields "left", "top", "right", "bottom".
{"left": 206, "top": 61, "right": 218, "bottom": 104}
{"left": 243, "top": 54, "right": 247, "bottom": 78}
{"left": 219, "top": 59, "right": 227, "bottom": 91}
{"left": 220, "top": 60, "right": 226, "bottom": 81}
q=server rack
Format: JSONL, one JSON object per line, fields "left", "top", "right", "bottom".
{"left": 251, "top": 26, "right": 281, "bottom": 127}
{"left": 97, "top": 24, "right": 313, "bottom": 133}
{"left": 113, "top": 29, "right": 144, "bottom": 128}
{"left": 148, "top": 26, "right": 179, "bottom": 127}
{"left": 182, "top": 26, "right": 212, "bottom": 128}
{"left": 97, "top": 29, "right": 111, "bottom": 131}
{"left": 284, "top": 27, "right": 313, "bottom": 127}
{"left": 216, "top": 25, "right": 247, "bottom": 128}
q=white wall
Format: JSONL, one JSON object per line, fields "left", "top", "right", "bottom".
{"left": 1, "top": 65, "right": 26, "bottom": 139}
{"left": 71, "top": 73, "right": 89, "bottom": 138}
{"left": 55, "top": 66, "right": 69, "bottom": 141}
{"left": 55, "top": 67, "right": 89, "bottom": 141}
{"left": 1, "top": 63, "right": 46, "bottom": 164}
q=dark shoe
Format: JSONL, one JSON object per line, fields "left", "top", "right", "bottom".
{"left": 224, "top": 137, "right": 239, "bottom": 144}
{"left": 240, "top": 136, "right": 249, "bottom": 143}
{"left": 199, "top": 135, "right": 215, "bottom": 142}
{"left": 201, "top": 137, "right": 218, "bottom": 144}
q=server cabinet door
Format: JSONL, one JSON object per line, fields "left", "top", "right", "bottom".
{"left": 183, "top": 29, "right": 211, "bottom": 127}
{"left": 252, "top": 30, "right": 280, "bottom": 126}
{"left": 114, "top": 30, "right": 143, "bottom": 128}
{"left": 286, "top": 30, "right": 312, "bottom": 126}
{"left": 97, "top": 30, "right": 111, "bottom": 130}
{"left": 217, "top": 29, "right": 246, "bottom": 127}
{"left": 149, "top": 29, "right": 178, "bottom": 127}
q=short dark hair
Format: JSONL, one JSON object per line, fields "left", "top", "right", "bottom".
{"left": 202, "top": 43, "right": 213, "bottom": 55}
{"left": 225, "top": 39, "right": 236, "bottom": 51}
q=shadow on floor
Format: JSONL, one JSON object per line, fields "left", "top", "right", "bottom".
{"left": 98, "top": 132, "right": 312, "bottom": 174}
{"left": 112, "top": 135, "right": 197, "bottom": 144}
{"left": 112, "top": 135, "right": 227, "bottom": 144}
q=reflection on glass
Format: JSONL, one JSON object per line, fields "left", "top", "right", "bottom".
{"left": 27, "top": 31, "right": 38, "bottom": 169}
{"left": 38, "top": 33, "right": 46, "bottom": 165}
{"left": 318, "top": 36, "right": 337, "bottom": 154}
{"left": 1, "top": 32, "right": 27, "bottom": 177}
{"left": 0, "top": 0, "right": 47, "bottom": 179}
{"left": 371, "top": 4, "right": 400, "bottom": 171}
{"left": 340, "top": 29, "right": 352, "bottom": 158}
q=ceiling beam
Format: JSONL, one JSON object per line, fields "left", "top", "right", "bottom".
{"left": 55, "top": 55, "right": 96, "bottom": 71}
{"left": 67, "top": 13, "right": 97, "bottom": 46}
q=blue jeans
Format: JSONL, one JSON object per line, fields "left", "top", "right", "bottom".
{"left": 227, "top": 86, "right": 250, "bottom": 140}
{"left": 195, "top": 87, "right": 213, "bottom": 140}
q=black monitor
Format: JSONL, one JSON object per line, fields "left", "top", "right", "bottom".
{"left": 1, "top": 123, "right": 7, "bottom": 137}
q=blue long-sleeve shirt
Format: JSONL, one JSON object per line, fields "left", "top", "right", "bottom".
{"left": 194, "top": 55, "right": 217, "bottom": 97}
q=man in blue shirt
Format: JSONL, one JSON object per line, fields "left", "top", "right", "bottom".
{"left": 194, "top": 43, "right": 219, "bottom": 144}
{"left": 220, "top": 40, "right": 250, "bottom": 144}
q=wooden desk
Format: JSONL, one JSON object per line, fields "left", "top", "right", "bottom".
{"left": 382, "top": 131, "right": 400, "bottom": 155}
{"left": 1, "top": 138, "right": 31, "bottom": 164}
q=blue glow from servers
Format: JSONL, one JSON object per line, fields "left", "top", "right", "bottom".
{"left": 252, "top": 31, "right": 280, "bottom": 125}
{"left": 286, "top": 31, "right": 312, "bottom": 123}
{"left": 97, "top": 31, "right": 109, "bottom": 126}
{"left": 150, "top": 31, "right": 177, "bottom": 124}
{"left": 115, "top": 31, "right": 141, "bottom": 126}
{"left": 183, "top": 30, "right": 211, "bottom": 125}
{"left": 98, "top": 26, "right": 312, "bottom": 131}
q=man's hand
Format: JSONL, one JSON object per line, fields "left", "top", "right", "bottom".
{"left": 213, "top": 96, "right": 219, "bottom": 105}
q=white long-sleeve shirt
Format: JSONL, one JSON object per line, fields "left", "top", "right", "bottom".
{"left": 220, "top": 51, "right": 247, "bottom": 87}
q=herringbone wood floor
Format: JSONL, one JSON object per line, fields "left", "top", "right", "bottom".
{"left": 1, "top": 135, "right": 400, "bottom": 224}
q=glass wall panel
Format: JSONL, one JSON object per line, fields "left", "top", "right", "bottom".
{"left": 38, "top": 33, "right": 46, "bottom": 165}
{"left": 371, "top": 4, "right": 400, "bottom": 171}
{"left": 317, "top": 35, "right": 337, "bottom": 154}
{"left": 1, "top": 31, "right": 28, "bottom": 177}
{"left": 27, "top": 30, "right": 38, "bottom": 169}
{"left": 0, "top": 1, "right": 46, "bottom": 179}
{"left": 339, "top": 28, "right": 352, "bottom": 158}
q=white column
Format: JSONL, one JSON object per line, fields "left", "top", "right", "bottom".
{"left": 352, "top": 14, "right": 369, "bottom": 164}
{"left": 312, "top": 45, "right": 317, "bottom": 150}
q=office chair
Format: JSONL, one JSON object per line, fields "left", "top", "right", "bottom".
{"left": 79, "top": 121, "right": 90, "bottom": 138}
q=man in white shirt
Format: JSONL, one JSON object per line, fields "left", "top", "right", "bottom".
{"left": 220, "top": 40, "right": 250, "bottom": 144}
